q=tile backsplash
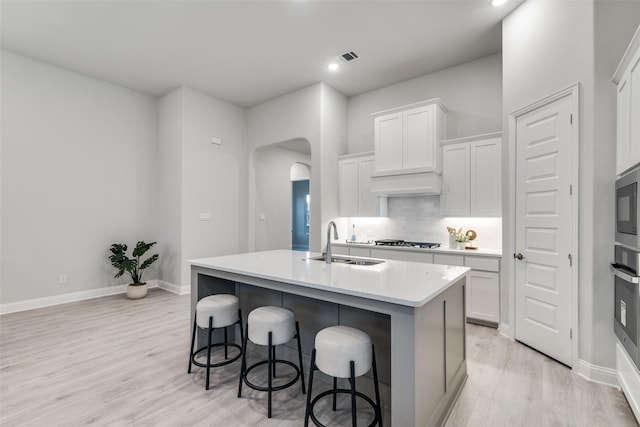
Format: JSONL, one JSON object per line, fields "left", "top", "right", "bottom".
{"left": 337, "top": 195, "right": 502, "bottom": 250}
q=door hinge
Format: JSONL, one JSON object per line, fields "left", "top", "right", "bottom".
{"left": 570, "top": 328, "right": 573, "bottom": 339}
{"left": 568, "top": 253, "right": 573, "bottom": 266}
{"left": 570, "top": 114, "right": 573, "bottom": 124}
{"left": 569, "top": 184, "right": 573, "bottom": 196}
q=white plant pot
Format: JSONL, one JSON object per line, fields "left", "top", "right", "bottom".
{"left": 456, "top": 242, "right": 466, "bottom": 250}
{"left": 127, "top": 283, "right": 148, "bottom": 299}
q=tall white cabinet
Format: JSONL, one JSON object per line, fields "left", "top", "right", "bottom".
{"left": 614, "top": 25, "right": 640, "bottom": 176}
{"left": 338, "top": 153, "right": 387, "bottom": 217}
{"left": 440, "top": 132, "right": 502, "bottom": 217}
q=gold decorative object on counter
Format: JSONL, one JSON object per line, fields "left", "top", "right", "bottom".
{"left": 465, "top": 229, "right": 478, "bottom": 250}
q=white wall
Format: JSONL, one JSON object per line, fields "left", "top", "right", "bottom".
{"left": 502, "top": 0, "right": 640, "bottom": 370}
{"left": 320, "top": 83, "right": 349, "bottom": 244}
{"left": 157, "top": 89, "right": 183, "bottom": 286}
{"left": 347, "top": 54, "right": 502, "bottom": 154}
{"left": 247, "top": 84, "right": 322, "bottom": 251}
{"left": 254, "top": 145, "right": 311, "bottom": 251}
{"left": 0, "top": 50, "right": 159, "bottom": 303}
{"left": 178, "top": 87, "right": 248, "bottom": 286}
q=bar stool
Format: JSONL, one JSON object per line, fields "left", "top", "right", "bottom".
{"left": 188, "top": 294, "right": 243, "bottom": 390}
{"left": 304, "top": 326, "right": 383, "bottom": 427}
{"left": 238, "top": 306, "right": 306, "bottom": 418}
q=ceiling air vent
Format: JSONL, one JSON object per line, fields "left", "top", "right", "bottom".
{"left": 340, "top": 51, "right": 359, "bottom": 63}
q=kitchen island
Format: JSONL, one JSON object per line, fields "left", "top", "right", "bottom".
{"left": 189, "top": 250, "right": 469, "bottom": 427}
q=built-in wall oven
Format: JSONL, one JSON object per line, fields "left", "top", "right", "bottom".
{"left": 616, "top": 167, "right": 640, "bottom": 248}
{"left": 614, "top": 245, "right": 640, "bottom": 369}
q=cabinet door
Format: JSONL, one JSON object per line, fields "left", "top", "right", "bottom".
{"left": 629, "top": 50, "right": 640, "bottom": 173}
{"left": 338, "top": 158, "right": 358, "bottom": 217}
{"left": 617, "top": 75, "right": 631, "bottom": 175}
{"left": 441, "top": 143, "right": 470, "bottom": 216}
{"left": 466, "top": 271, "right": 499, "bottom": 325}
{"left": 403, "top": 105, "right": 435, "bottom": 170}
{"left": 470, "top": 138, "right": 501, "bottom": 216}
{"left": 374, "top": 113, "right": 403, "bottom": 172}
{"left": 358, "top": 156, "right": 378, "bottom": 216}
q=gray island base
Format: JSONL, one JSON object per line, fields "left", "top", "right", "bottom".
{"left": 189, "top": 250, "right": 469, "bottom": 427}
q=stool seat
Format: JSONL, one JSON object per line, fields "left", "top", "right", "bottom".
{"left": 248, "top": 306, "right": 295, "bottom": 346}
{"left": 315, "top": 326, "right": 372, "bottom": 378}
{"left": 196, "top": 294, "right": 239, "bottom": 328}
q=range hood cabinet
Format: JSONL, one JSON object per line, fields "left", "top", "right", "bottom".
{"left": 370, "top": 168, "right": 441, "bottom": 196}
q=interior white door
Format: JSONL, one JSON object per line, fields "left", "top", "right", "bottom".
{"left": 515, "top": 94, "right": 574, "bottom": 367}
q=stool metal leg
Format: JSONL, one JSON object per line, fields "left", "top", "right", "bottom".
{"left": 332, "top": 377, "right": 338, "bottom": 411}
{"left": 224, "top": 327, "right": 229, "bottom": 360}
{"left": 272, "top": 345, "right": 277, "bottom": 377}
{"left": 267, "top": 331, "right": 273, "bottom": 418}
{"left": 304, "top": 349, "right": 316, "bottom": 427}
{"left": 350, "top": 360, "right": 357, "bottom": 427}
{"left": 238, "top": 323, "right": 249, "bottom": 398}
{"left": 188, "top": 314, "right": 197, "bottom": 374}
{"left": 206, "top": 316, "right": 213, "bottom": 390}
{"left": 372, "top": 344, "right": 383, "bottom": 427}
{"left": 296, "top": 321, "right": 306, "bottom": 394}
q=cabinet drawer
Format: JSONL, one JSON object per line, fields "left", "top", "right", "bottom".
{"left": 433, "top": 254, "right": 464, "bottom": 266}
{"left": 349, "top": 247, "right": 371, "bottom": 257}
{"left": 464, "top": 256, "right": 500, "bottom": 272}
{"left": 332, "top": 246, "right": 349, "bottom": 256}
{"left": 370, "top": 248, "right": 433, "bottom": 263}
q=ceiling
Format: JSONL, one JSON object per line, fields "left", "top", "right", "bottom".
{"left": 0, "top": 0, "right": 521, "bottom": 108}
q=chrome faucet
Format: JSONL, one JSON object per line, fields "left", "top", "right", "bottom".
{"left": 324, "top": 221, "right": 339, "bottom": 264}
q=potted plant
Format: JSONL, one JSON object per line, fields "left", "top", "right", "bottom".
{"left": 109, "top": 241, "right": 159, "bottom": 299}
{"left": 454, "top": 232, "right": 470, "bottom": 250}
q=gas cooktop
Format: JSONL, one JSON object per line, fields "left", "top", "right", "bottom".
{"left": 374, "top": 239, "right": 441, "bottom": 249}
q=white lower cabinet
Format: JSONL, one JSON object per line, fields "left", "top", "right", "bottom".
{"left": 466, "top": 270, "right": 499, "bottom": 326}
{"left": 331, "top": 246, "right": 500, "bottom": 327}
{"left": 349, "top": 247, "right": 371, "bottom": 257}
{"left": 370, "top": 248, "right": 433, "bottom": 263}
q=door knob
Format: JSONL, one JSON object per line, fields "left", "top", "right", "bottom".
{"left": 514, "top": 253, "right": 524, "bottom": 260}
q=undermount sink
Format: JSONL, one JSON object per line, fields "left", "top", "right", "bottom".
{"left": 306, "top": 255, "right": 385, "bottom": 266}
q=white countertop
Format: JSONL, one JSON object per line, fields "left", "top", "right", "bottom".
{"left": 334, "top": 242, "right": 503, "bottom": 257}
{"left": 189, "top": 250, "right": 469, "bottom": 308}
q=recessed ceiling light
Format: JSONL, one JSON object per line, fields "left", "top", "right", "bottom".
{"left": 328, "top": 63, "right": 340, "bottom": 71}
{"left": 491, "top": 0, "right": 509, "bottom": 6}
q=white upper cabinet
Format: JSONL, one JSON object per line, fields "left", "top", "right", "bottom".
{"left": 374, "top": 112, "right": 403, "bottom": 172}
{"left": 338, "top": 153, "right": 387, "bottom": 217}
{"left": 370, "top": 99, "right": 447, "bottom": 195}
{"left": 441, "top": 133, "right": 502, "bottom": 217}
{"left": 403, "top": 105, "right": 436, "bottom": 170}
{"left": 614, "top": 25, "right": 640, "bottom": 176}
{"left": 441, "top": 143, "right": 470, "bottom": 216}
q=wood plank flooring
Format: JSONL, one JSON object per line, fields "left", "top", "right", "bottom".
{"left": 0, "top": 289, "right": 637, "bottom": 426}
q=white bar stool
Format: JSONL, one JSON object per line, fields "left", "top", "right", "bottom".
{"left": 238, "top": 306, "right": 306, "bottom": 418}
{"left": 188, "top": 294, "right": 243, "bottom": 390}
{"left": 304, "top": 326, "right": 383, "bottom": 427}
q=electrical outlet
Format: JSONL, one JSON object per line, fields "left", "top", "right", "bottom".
{"left": 59, "top": 274, "right": 67, "bottom": 285}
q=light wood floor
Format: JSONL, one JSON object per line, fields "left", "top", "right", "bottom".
{"left": 0, "top": 289, "right": 637, "bottom": 426}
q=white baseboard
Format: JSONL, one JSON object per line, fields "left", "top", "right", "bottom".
{"left": 617, "top": 342, "right": 640, "bottom": 423}
{"left": 0, "top": 279, "right": 184, "bottom": 315}
{"left": 576, "top": 358, "right": 619, "bottom": 388}
{"left": 498, "top": 322, "right": 512, "bottom": 339}
{"left": 157, "top": 280, "right": 190, "bottom": 295}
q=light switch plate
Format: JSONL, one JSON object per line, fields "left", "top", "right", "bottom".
{"left": 211, "top": 137, "right": 222, "bottom": 145}
{"left": 199, "top": 213, "right": 211, "bottom": 221}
